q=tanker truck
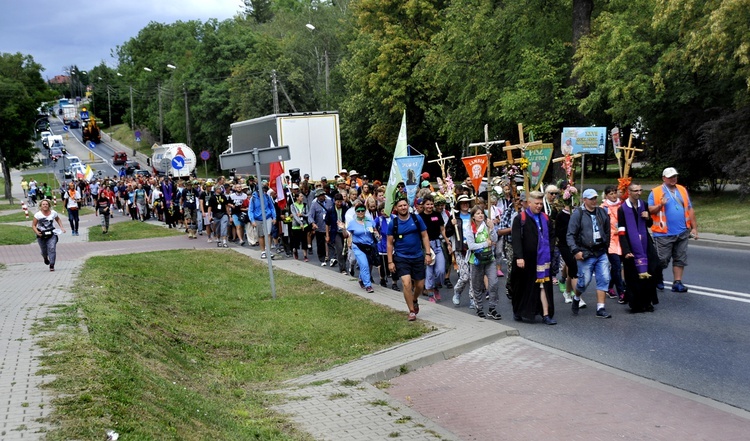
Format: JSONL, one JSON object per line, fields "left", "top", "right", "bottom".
{"left": 151, "top": 143, "right": 197, "bottom": 178}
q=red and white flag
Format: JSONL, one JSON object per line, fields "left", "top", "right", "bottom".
{"left": 269, "top": 161, "right": 286, "bottom": 210}
{"left": 267, "top": 136, "right": 286, "bottom": 209}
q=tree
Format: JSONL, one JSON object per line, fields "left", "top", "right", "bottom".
{"left": 0, "top": 53, "right": 51, "bottom": 200}
{"left": 574, "top": 0, "right": 750, "bottom": 189}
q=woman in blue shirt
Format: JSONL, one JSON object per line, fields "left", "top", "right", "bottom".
{"left": 347, "top": 201, "right": 379, "bottom": 293}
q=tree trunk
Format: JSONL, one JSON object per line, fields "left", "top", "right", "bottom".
{"left": 572, "top": 0, "right": 594, "bottom": 52}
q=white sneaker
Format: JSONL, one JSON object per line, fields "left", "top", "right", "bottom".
{"left": 452, "top": 292, "right": 460, "bottom": 306}
{"left": 321, "top": 261, "right": 327, "bottom": 267}
{"left": 579, "top": 297, "right": 587, "bottom": 308}
{"left": 563, "top": 291, "right": 573, "bottom": 304}
{"left": 329, "top": 258, "right": 337, "bottom": 267}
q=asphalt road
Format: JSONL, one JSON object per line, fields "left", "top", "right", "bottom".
{"left": 292, "top": 234, "right": 750, "bottom": 412}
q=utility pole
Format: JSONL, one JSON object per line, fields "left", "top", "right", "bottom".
{"left": 129, "top": 85, "right": 134, "bottom": 131}
{"left": 272, "top": 70, "right": 280, "bottom": 114}
{"left": 324, "top": 50, "right": 329, "bottom": 110}
{"left": 107, "top": 86, "right": 112, "bottom": 129}
{"left": 158, "top": 83, "right": 163, "bottom": 144}
{"left": 183, "top": 86, "right": 191, "bottom": 147}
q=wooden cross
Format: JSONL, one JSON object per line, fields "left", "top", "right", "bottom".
{"left": 493, "top": 124, "right": 542, "bottom": 196}
{"left": 427, "top": 142, "right": 455, "bottom": 179}
{"left": 616, "top": 133, "right": 643, "bottom": 178}
{"left": 465, "top": 124, "right": 505, "bottom": 194}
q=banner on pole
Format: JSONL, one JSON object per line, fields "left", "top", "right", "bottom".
{"left": 385, "top": 111, "right": 409, "bottom": 212}
{"left": 395, "top": 155, "right": 425, "bottom": 206}
{"left": 561, "top": 127, "right": 607, "bottom": 155}
{"left": 461, "top": 154, "right": 488, "bottom": 193}
{"left": 524, "top": 143, "right": 554, "bottom": 191}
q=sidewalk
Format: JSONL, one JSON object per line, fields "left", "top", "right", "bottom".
{"left": 1, "top": 181, "right": 750, "bottom": 440}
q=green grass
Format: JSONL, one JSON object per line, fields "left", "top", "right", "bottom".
{"left": 0, "top": 206, "right": 93, "bottom": 223}
{"left": 87, "top": 220, "right": 182, "bottom": 241}
{"left": 35, "top": 249, "right": 430, "bottom": 440}
{"left": 0, "top": 224, "right": 37, "bottom": 245}
{"left": 692, "top": 191, "right": 750, "bottom": 237}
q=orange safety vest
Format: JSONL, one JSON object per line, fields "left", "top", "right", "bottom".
{"left": 650, "top": 184, "right": 692, "bottom": 234}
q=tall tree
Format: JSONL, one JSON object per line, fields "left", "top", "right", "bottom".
{"left": 0, "top": 53, "right": 51, "bottom": 200}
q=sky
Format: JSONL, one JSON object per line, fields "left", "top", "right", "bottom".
{"left": 1, "top": 0, "right": 241, "bottom": 79}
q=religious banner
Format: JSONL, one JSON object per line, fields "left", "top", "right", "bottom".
{"left": 385, "top": 111, "right": 409, "bottom": 213}
{"left": 561, "top": 127, "right": 607, "bottom": 155}
{"left": 461, "top": 154, "right": 488, "bottom": 193}
{"left": 525, "top": 143, "right": 554, "bottom": 191}
{"left": 611, "top": 127, "right": 621, "bottom": 157}
{"left": 395, "top": 155, "right": 425, "bottom": 205}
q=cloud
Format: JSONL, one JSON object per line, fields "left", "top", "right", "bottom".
{"left": 0, "top": 0, "right": 240, "bottom": 77}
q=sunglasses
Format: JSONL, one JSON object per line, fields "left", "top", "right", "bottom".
{"left": 548, "top": 192, "right": 559, "bottom": 195}
{"left": 355, "top": 207, "right": 366, "bottom": 212}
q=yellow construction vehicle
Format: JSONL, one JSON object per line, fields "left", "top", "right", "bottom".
{"left": 82, "top": 116, "right": 102, "bottom": 143}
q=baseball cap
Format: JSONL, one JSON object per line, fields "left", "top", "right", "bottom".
{"left": 582, "top": 188, "right": 598, "bottom": 199}
{"left": 662, "top": 167, "right": 679, "bottom": 178}
{"left": 421, "top": 180, "right": 430, "bottom": 188}
{"left": 421, "top": 172, "right": 430, "bottom": 179}
{"left": 291, "top": 183, "right": 299, "bottom": 189}
{"left": 320, "top": 176, "right": 327, "bottom": 181}
{"left": 315, "top": 188, "right": 326, "bottom": 197}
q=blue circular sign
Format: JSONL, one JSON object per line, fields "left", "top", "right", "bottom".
{"left": 171, "top": 156, "right": 185, "bottom": 170}
{"left": 63, "top": 126, "right": 69, "bottom": 132}
{"left": 88, "top": 141, "right": 96, "bottom": 149}
{"left": 200, "top": 150, "right": 210, "bottom": 161}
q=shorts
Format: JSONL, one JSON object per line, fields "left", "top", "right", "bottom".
{"left": 654, "top": 230, "right": 690, "bottom": 268}
{"left": 232, "top": 214, "right": 245, "bottom": 227}
{"left": 393, "top": 255, "right": 426, "bottom": 281}
{"left": 254, "top": 218, "right": 273, "bottom": 237}
{"left": 576, "top": 252, "right": 611, "bottom": 292}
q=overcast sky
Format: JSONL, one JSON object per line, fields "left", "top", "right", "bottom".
{"left": 1, "top": 0, "right": 240, "bottom": 79}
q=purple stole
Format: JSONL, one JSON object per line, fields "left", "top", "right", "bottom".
{"left": 526, "top": 208, "right": 551, "bottom": 283}
{"left": 622, "top": 199, "right": 649, "bottom": 276}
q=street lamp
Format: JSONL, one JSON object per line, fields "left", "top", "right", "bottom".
{"left": 306, "top": 23, "right": 315, "bottom": 30}
{"left": 305, "top": 24, "right": 329, "bottom": 110}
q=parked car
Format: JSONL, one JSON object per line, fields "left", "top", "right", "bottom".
{"left": 112, "top": 151, "right": 128, "bottom": 165}
{"left": 133, "top": 169, "right": 151, "bottom": 178}
{"left": 49, "top": 147, "right": 64, "bottom": 161}
{"left": 124, "top": 160, "right": 141, "bottom": 175}
{"left": 40, "top": 131, "right": 52, "bottom": 148}
{"left": 65, "top": 155, "right": 82, "bottom": 168}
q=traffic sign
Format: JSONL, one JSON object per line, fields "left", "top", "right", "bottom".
{"left": 172, "top": 156, "right": 185, "bottom": 170}
{"left": 63, "top": 126, "right": 69, "bottom": 132}
{"left": 200, "top": 150, "right": 210, "bottom": 161}
{"left": 88, "top": 141, "right": 96, "bottom": 149}
{"left": 135, "top": 130, "right": 141, "bottom": 143}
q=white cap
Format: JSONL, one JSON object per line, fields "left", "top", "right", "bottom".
{"left": 662, "top": 167, "right": 678, "bottom": 178}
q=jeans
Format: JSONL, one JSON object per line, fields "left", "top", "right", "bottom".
{"left": 352, "top": 244, "right": 372, "bottom": 288}
{"left": 37, "top": 235, "right": 58, "bottom": 267}
{"left": 607, "top": 253, "right": 625, "bottom": 294}
{"left": 67, "top": 209, "right": 79, "bottom": 233}
{"left": 576, "top": 252, "right": 611, "bottom": 293}
{"left": 425, "top": 239, "right": 446, "bottom": 290}
{"left": 470, "top": 261, "right": 500, "bottom": 310}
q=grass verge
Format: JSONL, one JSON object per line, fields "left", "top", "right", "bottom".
{"left": 35, "top": 249, "right": 430, "bottom": 440}
{"left": 692, "top": 191, "right": 750, "bottom": 237}
{"left": 87, "top": 220, "right": 183, "bottom": 241}
{"left": 0, "top": 224, "right": 37, "bottom": 245}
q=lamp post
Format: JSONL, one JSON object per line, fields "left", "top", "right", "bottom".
{"left": 305, "top": 23, "right": 329, "bottom": 110}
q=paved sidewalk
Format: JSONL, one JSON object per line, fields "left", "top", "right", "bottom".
{"left": 1, "top": 177, "right": 750, "bottom": 439}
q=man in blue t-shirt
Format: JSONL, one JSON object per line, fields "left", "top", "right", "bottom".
{"left": 387, "top": 198, "right": 433, "bottom": 321}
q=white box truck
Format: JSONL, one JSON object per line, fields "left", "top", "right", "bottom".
{"left": 229, "top": 112, "right": 342, "bottom": 180}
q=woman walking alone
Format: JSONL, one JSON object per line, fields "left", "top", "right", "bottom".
{"left": 32, "top": 199, "right": 66, "bottom": 271}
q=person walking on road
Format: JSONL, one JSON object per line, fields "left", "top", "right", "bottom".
{"left": 465, "top": 205, "right": 502, "bottom": 320}
{"left": 32, "top": 199, "right": 66, "bottom": 271}
{"left": 648, "top": 167, "right": 698, "bottom": 293}
{"left": 511, "top": 191, "right": 556, "bottom": 324}
{"left": 62, "top": 181, "right": 82, "bottom": 236}
{"left": 387, "top": 198, "right": 433, "bottom": 321}
{"left": 618, "top": 183, "right": 660, "bottom": 312}
{"left": 566, "top": 188, "right": 612, "bottom": 319}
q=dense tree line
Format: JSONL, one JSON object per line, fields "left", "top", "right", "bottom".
{"left": 6, "top": 0, "right": 750, "bottom": 194}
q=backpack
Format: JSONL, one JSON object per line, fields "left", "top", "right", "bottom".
{"left": 391, "top": 213, "right": 423, "bottom": 242}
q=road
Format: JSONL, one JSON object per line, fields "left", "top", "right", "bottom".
{"left": 291, "top": 234, "right": 750, "bottom": 412}
{"left": 40, "top": 115, "right": 131, "bottom": 181}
